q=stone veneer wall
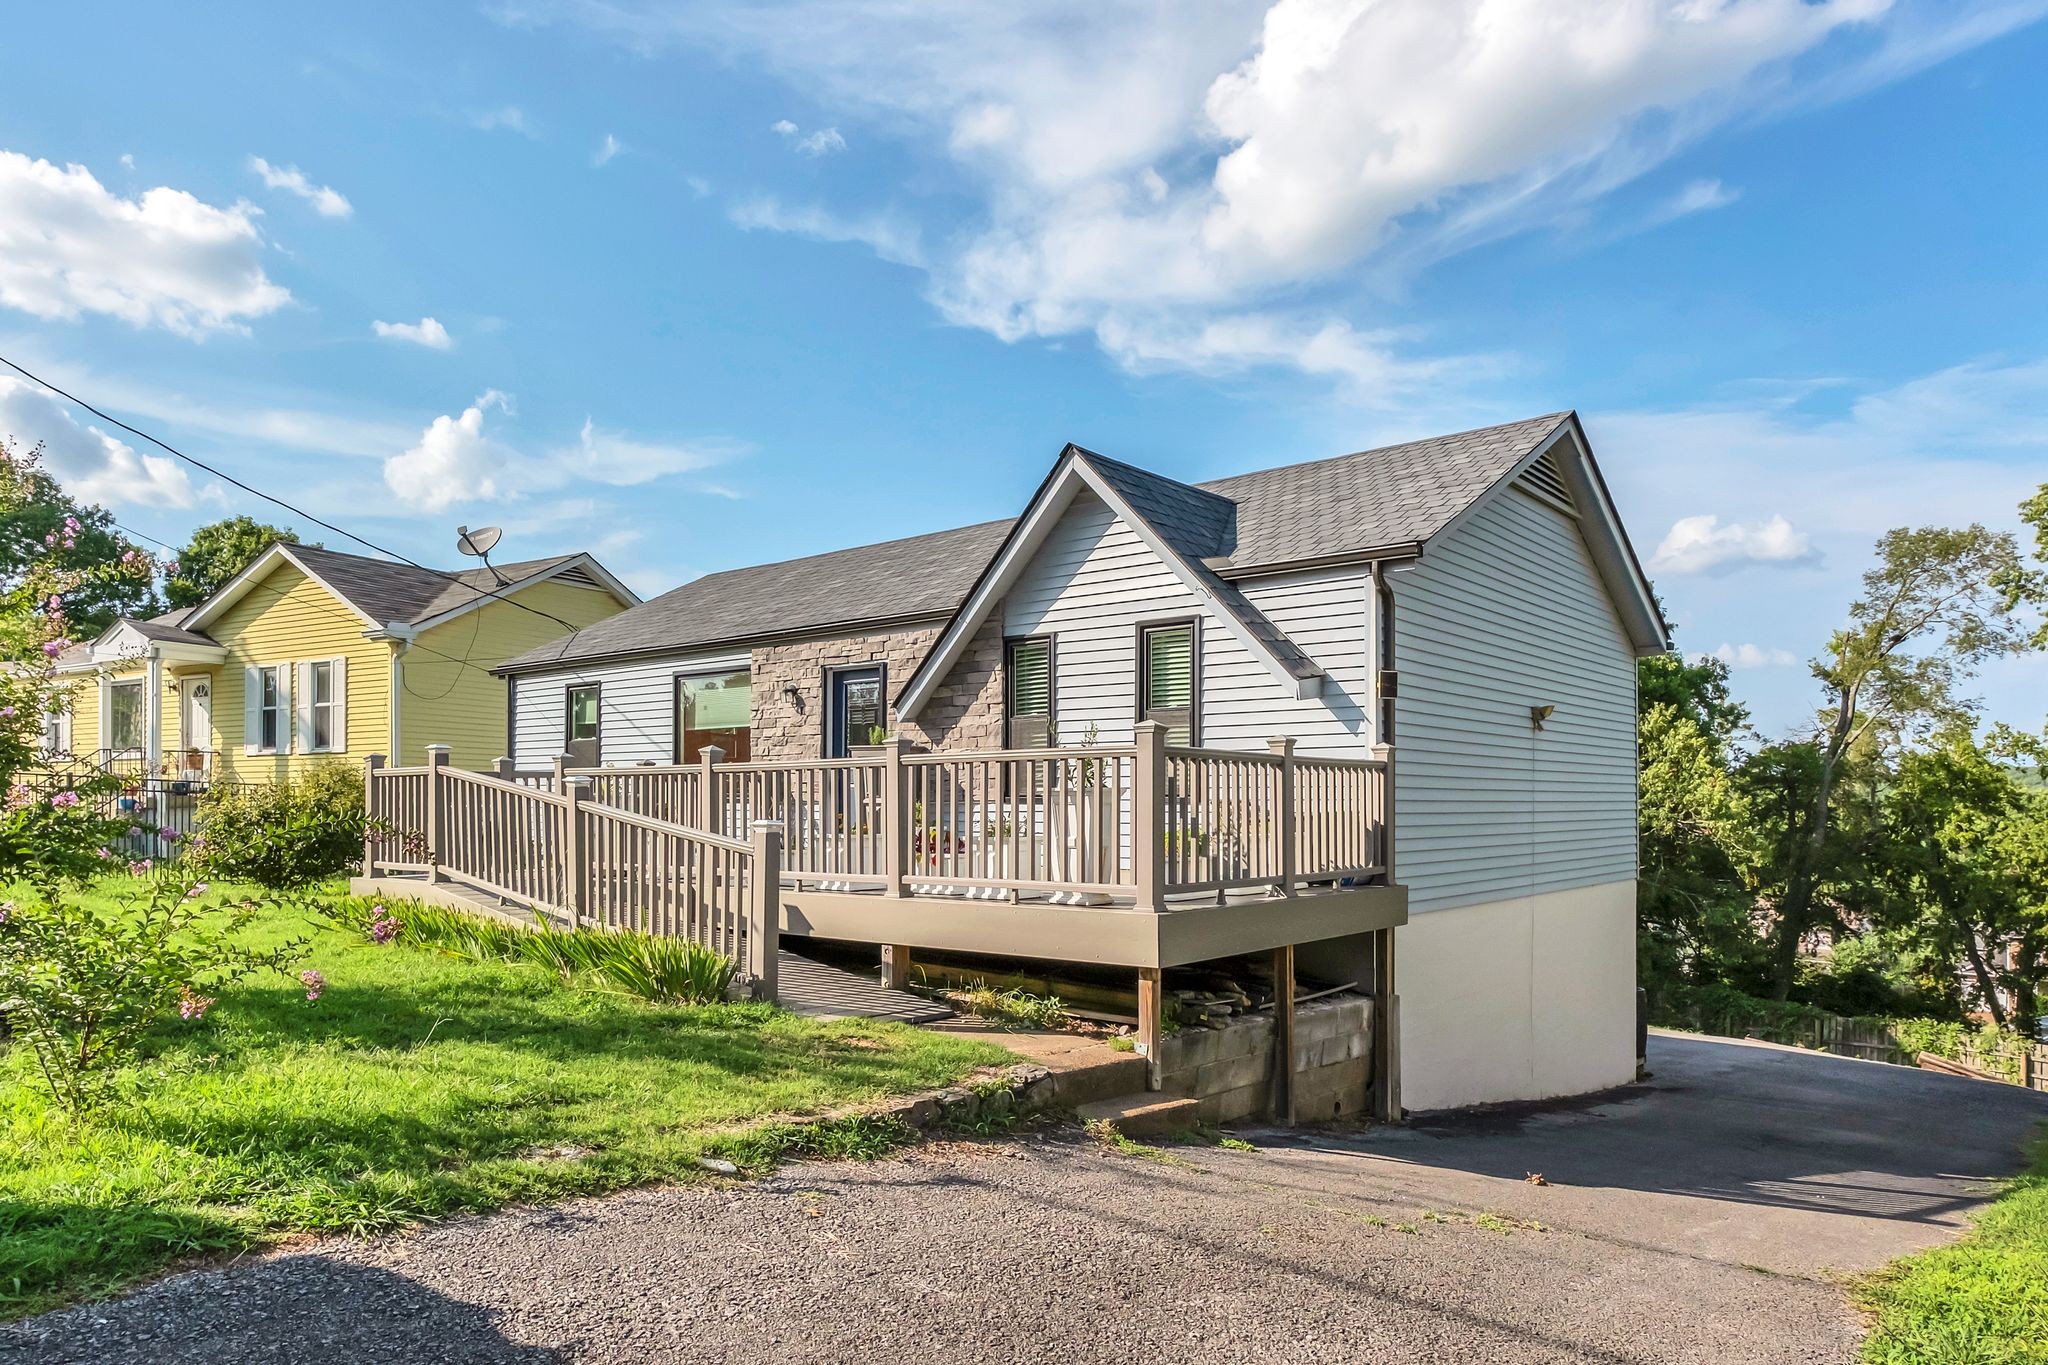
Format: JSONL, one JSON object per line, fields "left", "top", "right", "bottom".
{"left": 1152, "top": 994, "right": 1374, "bottom": 1124}
{"left": 746, "top": 616, "right": 1007, "bottom": 761}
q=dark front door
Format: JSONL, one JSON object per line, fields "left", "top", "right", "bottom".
{"left": 827, "top": 666, "right": 885, "bottom": 757}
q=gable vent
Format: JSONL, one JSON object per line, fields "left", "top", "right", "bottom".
{"left": 1514, "top": 449, "right": 1576, "bottom": 514}
{"left": 552, "top": 566, "right": 605, "bottom": 590}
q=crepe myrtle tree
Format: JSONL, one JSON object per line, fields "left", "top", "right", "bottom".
{"left": 1767, "top": 523, "right": 2039, "bottom": 1001}
{"left": 0, "top": 437, "right": 161, "bottom": 788}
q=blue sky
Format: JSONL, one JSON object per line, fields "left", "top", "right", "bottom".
{"left": 3, "top": 0, "right": 2045, "bottom": 737}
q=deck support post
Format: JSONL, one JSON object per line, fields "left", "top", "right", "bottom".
{"left": 423, "top": 745, "right": 451, "bottom": 883}
{"left": 1132, "top": 720, "right": 1168, "bottom": 913}
{"left": 1137, "top": 966, "right": 1163, "bottom": 1073}
{"left": 1371, "top": 926, "right": 1401, "bottom": 1122}
{"left": 1272, "top": 943, "right": 1296, "bottom": 1124}
{"left": 697, "top": 745, "right": 725, "bottom": 834}
{"left": 561, "top": 777, "right": 587, "bottom": 928}
{"left": 880, "top": 944, "right": 914, "bottom": 990}
{"left": 748, "top": 820, "right": 784, "bottom": 1002}
{"left": 1267, "top": 737, "right": 1297, "bottom": 896}
{"left": 362, "top": 753, "right": 385, "bottom": 875}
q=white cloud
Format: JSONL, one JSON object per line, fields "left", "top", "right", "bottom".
{"left": 470, "top": 106, "right": 532, "bottom": 135}
{"left": 1649, "top": 513, "right": 1817, "bottom": 575}
{"left": 728, "top": 196, "right": 923, "bottom": 267}
{"left": 382, "top": 393, "right": 741, "bottom": 512}
{"left": 383, "top": 390, "right": 517, "bottom": 513}
{"left": 594, "top": 133, "right": 623, "bottom": 166}
{"left": 247, "top": 156, "right": 353, "bottom": 218}
{"left": 1712, "top": 642, "right": 1800, "bottom": 669}
{"left": 372, "top": 316, "right": 453, "bottom": 349}
{"left": 0, "top": 150, "right": 289, "bottom": 336}
{"left": 119, "top": 153, "right": 135, "bottom": 170}
{"left": 0, "top": 375, "right": 195, "bottom": 507}
{"left": 491, "top": 0, "right": 2041, "bottom": 394}
{"left": 772, "top": 120, "right": 847, "bottom": 155}
{"left": 1652, "top": 178, "right": 1740, "bottom": 224}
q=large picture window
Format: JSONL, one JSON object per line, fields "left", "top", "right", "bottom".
{"left": 108, "top": 680, "right": 144, "bottom": 753}
{"left": 1005, "top": 636, "right": 1054, "bottom": 749}
{"left": 675, "top": 670, "right": 751, "bottom": 762}
{"left": 1138, "top": 620, "right": 1198, "bottom": 746}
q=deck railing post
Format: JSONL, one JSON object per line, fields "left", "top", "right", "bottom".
{"left": 1371, "top": 741, "right": 1396, "bottom": 885}
{"left": 561, "top": 777, "right": 587, "bottom": 927}
{"left": 748, "top": 820, "right": 784, "bottom": 1002}
{"left": 696, "top": 746, "right": 725, "bottom": 835}
{"left": 424, "top": 745, "right": 451, "bottom": 883}
{"left": 362, "top": 753, "right": 385, "bottom": 875}
{"left": 1132, "top": 720, "right": 1168, "bottom": 912}
{"left": 881, "top": 735, "right": 909, "bottom": 898}
{"left": 1267, "top": 736, "right": 1296, "bottom": 894}
{"left": 493, "top": 756, "right": 515, "bottom": 781}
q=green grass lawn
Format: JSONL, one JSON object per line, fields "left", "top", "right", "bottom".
{"left": 0, "top": 877, "right": 1012, "bottom": 1316}
{"left": 1858, "top": 1128, "right": 2048, "bottom": 1363}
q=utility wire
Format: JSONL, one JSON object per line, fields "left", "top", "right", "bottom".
{"left": 0, "top": 354, "right": 590, "bottom": 638}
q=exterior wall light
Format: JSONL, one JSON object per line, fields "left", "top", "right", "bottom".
{"left": 1530, "top": 704, "right": 1556, "bottom": 731}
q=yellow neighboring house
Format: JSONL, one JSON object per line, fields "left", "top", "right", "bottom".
{"left": 50, "top": 543, "right": 637, "bottom": 781}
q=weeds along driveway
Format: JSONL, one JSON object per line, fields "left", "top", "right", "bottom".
{"left": 6, "top": 1033, "right": 2044, "bottom": 1365}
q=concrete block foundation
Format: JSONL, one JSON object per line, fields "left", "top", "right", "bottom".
{"left": 1151, "top": 994, "right": 1375, "bottom": 1124}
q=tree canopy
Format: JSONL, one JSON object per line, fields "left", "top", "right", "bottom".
{"left": 163, "top": 517, "right": 302, "bottom": 610}
{"left": 0, "top": 440, "right": 159, "bottom": 637}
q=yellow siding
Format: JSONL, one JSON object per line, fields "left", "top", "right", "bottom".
{"left": 55, "top": 660, "right": 184, "bottom": 761}
{"left": 208, "top": 562, "right": 393, "bottom": 783}
{"left": 400, "top": 579, "right": 629, "bottom": 770}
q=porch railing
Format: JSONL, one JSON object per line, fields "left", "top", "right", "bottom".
{"left": 367, "top": 748, "right": 781, "bottom": 998}
{"left": 477, "top": 721, "right": 1390, "bottom": 908}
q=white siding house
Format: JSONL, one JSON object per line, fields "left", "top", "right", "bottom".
{"left": 497, "top": 413, "right": 1667, "bottom": 1112}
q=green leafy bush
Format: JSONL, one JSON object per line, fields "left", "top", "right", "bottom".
{"left": 0, "top": 773, "right": 131, "bottom": 886}
{"left": 194, "top": 762, "right": 368, "bottom": 889}
{"left": 0, "top": 877, "right": 309, "bottom": 1112}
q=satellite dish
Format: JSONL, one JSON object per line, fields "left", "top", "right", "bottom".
{"left": 456, "top": 525, "right": 503, "bottom": 559}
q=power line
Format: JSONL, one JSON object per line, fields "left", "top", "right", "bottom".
{"left": 0, "top": 353, "right": 591, "bottom": 638}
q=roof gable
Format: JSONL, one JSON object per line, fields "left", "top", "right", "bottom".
{"left": 896, "top": 448, "right": 1326, "bottom": 720}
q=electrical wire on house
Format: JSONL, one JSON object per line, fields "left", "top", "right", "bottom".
{"left": 0, "top": 353, "right": 592, "bottom": 639}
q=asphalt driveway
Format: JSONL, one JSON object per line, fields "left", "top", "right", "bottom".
{"left": 6, "top": 1032, "right": 2044, "bottom": 1364}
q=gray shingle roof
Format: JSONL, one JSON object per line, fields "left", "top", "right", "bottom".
{"left": 499, "top": 413, "right": 1571, "bottom": 673}
{"left": 286, "top": 545, "right": 585, "bottom": 627}
{"left": 128, "top": 607, "right": 213, "bottom": 647}
{"left": 502, "top": 520, "right": 1016, "bottom": 671}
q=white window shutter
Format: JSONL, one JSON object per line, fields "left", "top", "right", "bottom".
{"left": 294, "top": 662, "right": 313, "bottom": 755}
{"left": 242, "top": 665, "right": 261, "bottom": 755}
{"left": 98, "top": 681, "right": 111, "bottom": 761}
{"left": 330, "top": 655, "right": 348, "bottom": 752}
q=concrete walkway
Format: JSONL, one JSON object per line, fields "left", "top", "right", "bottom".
{"left": 7, "top": 1033, "right": 2044, "bottom": 1364}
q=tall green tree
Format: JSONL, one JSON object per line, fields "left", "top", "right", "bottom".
{"left": 1636, "top": 654, "right": 1764, "bottom": 996}
{"left": 1767, "top": 525, "right": 2035, "bottom": 1000}
{"left": 164, "top": 517, "right": 300, "bottom": 609}
{"left": 0, "top": 440, "right": 159, "bottom": 637}
{"left": 1883, "top": 730, "right": 2048, "bottom": 1032}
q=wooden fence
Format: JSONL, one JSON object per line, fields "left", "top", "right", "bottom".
{"left": 487, "top": 722, "right": 1391, "bottom": 907}
{"left": 366, "top": 748, "right": 781, "bottom": 999}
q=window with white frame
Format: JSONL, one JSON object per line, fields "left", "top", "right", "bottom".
{"left": 253, "top": 664, "right": 286, "bottom": 752}
{"left": 107, "top": 680, "right": 145, "bottom": 753}
{"left": 306, "top": 659, "right": 342, "bottom": 752}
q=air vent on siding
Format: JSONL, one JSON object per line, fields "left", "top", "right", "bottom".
{"left": 1514, "top": 449, "right": 1576, "bottom": 515}
{"left": 552, "top": 566, "right": 604, "bottom": 590}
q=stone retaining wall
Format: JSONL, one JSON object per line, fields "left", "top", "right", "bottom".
{"left": 1152, "top": 994, "right": 1374, "bottom": 1124}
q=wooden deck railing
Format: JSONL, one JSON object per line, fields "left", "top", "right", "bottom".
{"left": 365, "top": 748, "right": 781, "bottom": 998}
{"left": 455, "top": 722, "right": 1390, "bottom": 910}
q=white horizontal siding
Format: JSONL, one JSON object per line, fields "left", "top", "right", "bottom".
{"left": 509, "top": 650, "right": 748, "bottom": 768}
{"left": 1393, "top": 486, "right": 1638, "bottom": 914}
{"left": 1001, "top": 491, "right": 1373, "bottom": 757}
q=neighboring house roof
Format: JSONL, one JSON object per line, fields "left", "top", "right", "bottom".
{"left": 53, "top": 544, "right": 635, "bottom": 672}
{"left": 500, "top": 520, "right": 1016, "bottom": 672}
{"left": 500, "top": 411, "right": 1667, "bottom": 686}
{"left": 183, "top": 542, "right": 637, "bottom": 636}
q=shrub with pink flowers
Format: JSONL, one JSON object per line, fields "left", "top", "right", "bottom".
{"left": 0, "top": 877, "right": 313, "bottom": 1113}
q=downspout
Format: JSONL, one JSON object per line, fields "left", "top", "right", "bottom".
{"left": 383, "top": 624, "right": 417, "bottom": 761}
{"left": 1369, "top": 558, "right": 1403, "bottom": 1122}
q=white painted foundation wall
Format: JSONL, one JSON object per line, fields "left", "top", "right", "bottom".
{"left": 1395, "top": 879, "right": 1637, "bottom": 1111}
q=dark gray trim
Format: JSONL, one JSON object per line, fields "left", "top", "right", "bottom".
{"left": 824, "top": 661, "right": 888, "bottom": 758}
{"left": 564, "top": 681, "right": 601, "bottom": 767}
{"left": 1003, "top": 633, "right": 1057, "bottom": 749}
{"left": 672, "top": 664, "right": 754, "bottom": 764}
